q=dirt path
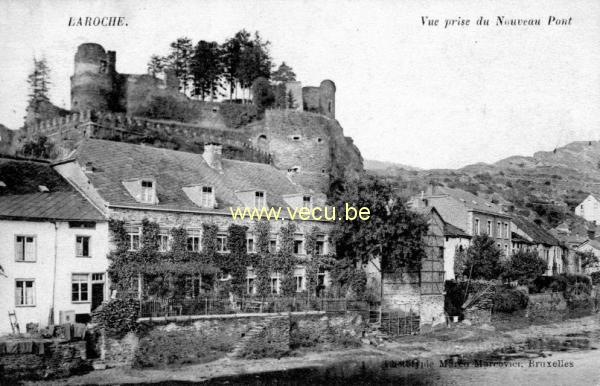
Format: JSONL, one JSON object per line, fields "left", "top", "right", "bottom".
{"left": 26, "top": 315, "right": 600, "bottom": 385}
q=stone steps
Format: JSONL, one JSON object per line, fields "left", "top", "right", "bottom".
{"left": 227, "top": 315, "right": 289, "bottom": 359}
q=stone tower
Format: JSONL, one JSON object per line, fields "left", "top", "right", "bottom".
{"left": 70, "top": 43, "right": 117, "bottom": 112}
{"left": 319, "top": 80, "right": 335, "bottom": 119}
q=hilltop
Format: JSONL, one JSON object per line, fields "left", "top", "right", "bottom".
{"left": 367, "top": 140, "right": 600, "bottom": 230}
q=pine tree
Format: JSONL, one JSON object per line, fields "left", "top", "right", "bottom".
{"left": 271, "top": 62, "right": 296, "bottom": 83}
{"left": 165, "top": 37, "right": 193, "bottom": 95}
{"left": 27, "top": 57, "right": 51, "bottom": 107}
{"left": 147, "top": 55, "right": 166, "bottom": 77}
{"left": 190, "top": 40, "right": 223, "bottom": 101}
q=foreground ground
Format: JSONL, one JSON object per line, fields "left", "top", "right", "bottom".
{"left": 26, "top": 314, "right": 600, "bottom": 385}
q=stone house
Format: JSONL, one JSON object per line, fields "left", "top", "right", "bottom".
{"left": 442, "top": 222, "right": 471, "bottom": 280}
{"left": 54, "top": 139, "right": 335, "bottom": 297}
{"left": 575, "top": 239, "right": 600, "bottom": 273}
{"left": 575, "top": 194, "right": 600, "bottom": 224}
{"left": 363, "top": 206, "right": 446, "bottom": 327}
{"left": 511, "top": 217, "right": 567, "bottom": 275}
{"left": 0, "top": 158, "right": 109, "bottom": 335}
{"left": 409, "top": 186, "right": 512, "bottom": 280}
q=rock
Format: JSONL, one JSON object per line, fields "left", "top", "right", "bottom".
{"left": 361, "top": 338, "right": 371, "bottom": 345}
{"left": 462, "top": 319, "right": 472, "bottom": 326}
{"left": 480, "top": 323, "right": 495, "bottom": 331}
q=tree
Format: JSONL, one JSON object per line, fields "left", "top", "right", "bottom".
{"left": 165, "top": 37, "right": 194, "bottom": 95}
{"left": 190, "top": 40, "right": 223, "bottom": 101}
{"left": 501, "top": 250, "right": 548, "bottom": 284}
{"left": 237, "top": 32, "right": 272, "bottom": 100}
{"left": 147, "top": 55, "right": 166, "bottom": 77}
{"left": 27, "top": 57, "right": 51, "bottom": 108}
{"left": 462, "top": 235, "right": 503, "bottom": 280}
{"left": 271, "top": 62, "right": 296, "bottom": 83}
{"left": 251, "top": 77, "right": 275, "bottom": 112}
{"left": 287, "top": 90, "right": 297, "bottom": 109}
{"left": 576, "top": 250, "right": 598, "bottom": 271}
{"left": 222, "top": 30, "right": 250, "bottom": 100}
{"left": 332, "top": 175, "right": 428, "bottom": 273}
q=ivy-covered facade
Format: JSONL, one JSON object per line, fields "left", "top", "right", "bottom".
{"left": 54, "top": 139, "right": 337, "bottom": 299}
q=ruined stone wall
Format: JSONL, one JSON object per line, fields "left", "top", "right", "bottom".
{"left": 0, "top": 339, "right": 89, "bottom": 382}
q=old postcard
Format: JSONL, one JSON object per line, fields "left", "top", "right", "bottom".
{"left": 0, "top": 0, "right": 599, "bottom": 384}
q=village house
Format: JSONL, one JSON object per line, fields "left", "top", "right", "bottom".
{"left": 511, "top": 217, "right": 568, "bottom": 275}
{"left": 409, "top": 186, "right": 512, "bottom": 280}
{"left": 0, "top": 158, "right": 109, "bottom": 335}
{"left": 575, "top": 239, "right": 600, "bottom": 273}
{"left": 53, "top": 139, "right": 335, "bottom": 297}
{"left": 575, "top": 194, "right": 600, "bottom": 224}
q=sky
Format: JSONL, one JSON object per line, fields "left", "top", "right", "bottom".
{"left": 0, "top": 0, "right": 599, "bottom": 169}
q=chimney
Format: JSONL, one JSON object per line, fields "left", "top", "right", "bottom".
{"left": 203, "top": 143, "right": 223, "bottom": 171}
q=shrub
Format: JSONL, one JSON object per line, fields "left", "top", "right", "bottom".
{"left": 251, "top": 77, "right": 275, "bottom": 113}
{"left": 591, "top": 271, "right": 600, "bottom": 285}
{"left": 91, "top": 298, "right": 140, "bottom": 338}
{"left": 501, "top": 250, "right": 548, "bottom": 285}
{"left": 492, "top": 288, "right": 528, "bottom": 313}
{"left": 462, "top": 235, "right": 503, "bottom": 280}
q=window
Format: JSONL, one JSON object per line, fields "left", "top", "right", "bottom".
{"left": 486, "top": 220, "right": 492, "bottom": 235}
{"left": 270, "top": 276, "right": 279, "bottom": 294}
{"left": 295, "top": 275, "right": 304, "bottom": 292}
{"left": 503, "top": 223, "right": 509, "bottom": 238}
{"left": 15, "top": 280, "right": 35, "bottom": 306}
{"left": 497, "top": 222, "right": 501, "bottom": 238}
{"left": 247, "top": 238, "right": 255, "bottom": 253}
{"left": 69, "top": 221, "right": 96, "bottom": 229}
{"left": 15, "top": 235, "right": 36, "bottom": 262}
{"left": 72, "top": 274, "right": 89, "bottom": 302}
{"left": 293, "top": 239, "right": 303, "bottom": 254}
{"left": 269, "top": 239, "right": 277, "bottom": 253}
{"left": 187, "top": 229, "right": 200, "bottom": 252}
{"left": 474, "top": 218, "right": 480, "bottom": 235}
{"left": 92, "top": 273, "right": 104, "bottom": 282}
{"left": 126, "top": 225, "right": 140, "bottom": 251}
{"left": 328, "top": 101, "right": 332, "bottom": 113}
{"left": 315, "top": 235, "right": 325, "bottom": 255}
{"left": 504, "top": 244, "right": 509, "bottom": 255}
{"left": 254, "top": 191, "right": 266, "bottom": 207}
{"left": 76, "top": 236, "right": 91, "bottom": 257}
{"left": 217, "top": 234, "right": 228, "bottom": 252}
{"left": 303, "top": 196, "right": 312, "bottom": 208}
{"left": 292, "top": 135, "right": 301, "bottom": 141}
{"left": 247, "top": 274, "right": 255, "bottom": 295}
{"left": 158, "top": 229, "right": 169, "bottom": 252}
{"left": 201, "top": 186, "right": 214, "bottom": 207}
{"left": 99, "top": 60, "right": 107, "bottom": 73}
{"left": 141, "top": 180, "right": 154, "bottom": 203}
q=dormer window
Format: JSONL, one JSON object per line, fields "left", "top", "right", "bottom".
{"left": 141, "top": 180, "right": 154, "bottom": 202}
{"left": 254, "top": 191, "right": 266, "bottom": 207}
{"left": 303, "top": 195, "right": 312, "bottom": 208}
{"left": 201, "top": 186, "right": 214, "bottom": 207}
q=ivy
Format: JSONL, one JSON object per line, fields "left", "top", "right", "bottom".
{"left": 225, "top": 224, "right": 249, "bottom": 296}
{"left": 255, "top": 221, "right": 272, "bottom": 297}
{"left": 202, "top": 223, "right": 218, "bottom": 261}
{"left": 277, "top": 222, "right": 297, "bottom": 296}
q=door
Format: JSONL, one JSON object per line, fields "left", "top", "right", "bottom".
{"left": 91, "top": 283, "right": 104, "bottom": 310}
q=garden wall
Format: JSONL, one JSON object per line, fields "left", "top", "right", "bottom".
{"left": 100, "top": 312, "right": 365, "bottom": 368}
{"left": 0, "top": 339, "right": 89, "bottom": 382}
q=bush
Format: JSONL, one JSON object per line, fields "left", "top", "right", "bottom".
{"left": 91, "top": 298, "right": 140, "bottom": 338}
{"left": 492, "top": 288, "right": 528, "bottom": 313}
{"left": 531, "top": 274, "right": 591, "bottom": 294}
{"left": 135, "top": 95, "right": 196, "bottom": 122}
{"left": 501, "top": 250, "right": 548, "bottom": 285}
{"left": 251, "top": 77, "right": 275, "bottom": 113}
{"left": 591, "top": 271, "right": 600, "bottom": 285}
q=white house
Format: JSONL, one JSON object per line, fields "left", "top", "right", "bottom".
{"left": 0, "top": 159, "right": 108, "bottom": 335}
{"left": 575, "top": 194, "right": 600, "bottom": 224}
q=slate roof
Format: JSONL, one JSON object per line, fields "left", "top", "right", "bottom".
{"left": 444, "top": 222, "right": 471, "bottom": 238}
{"left": 0, "top": 159, "right": 105, "bottom": 221}
{"left": 512, "top": 217, "right": 559, "bottom": 246}
{"left": 433, "top": 186, "right": 507, "bottom": 216}
{"left": 70, "top": 139, "right": 312, "bottom": 212}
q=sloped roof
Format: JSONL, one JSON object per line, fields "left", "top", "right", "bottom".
{"left": 512, "top": 217, "right": 559, "bottom": 246}
{"left": 511, "top": 231, "right": 534, "bottom": 245}
{"left": 433, "top": 186, "right": 507, "bottom": 216}
{"left": 0, "top": 159, "right": 105, "bottom": 221}
{"left": 70, "top": 139, "right": 311, "bottom": 212}
{"left": 444, "top": 222, "right": 471, "bottom": 238}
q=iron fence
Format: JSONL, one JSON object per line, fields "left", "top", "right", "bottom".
{"left": 139, "top": 296, "right": 371, "bottom": 318}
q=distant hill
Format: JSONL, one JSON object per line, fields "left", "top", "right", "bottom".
{"left": 368, "top": 140, "right": 600, "bottom": 230}
{"left": 364, "top": 159, "right": 421, "bottom": 174}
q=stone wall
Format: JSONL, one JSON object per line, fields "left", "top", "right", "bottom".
{"left": 289, "top": 313, "right": 364, "bottom": 349}
{"left": 0, "top": 339, "right": 89, "bottom": 382}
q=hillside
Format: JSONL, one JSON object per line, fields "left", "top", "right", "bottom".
{"left": 368, "top": 140, "right": 600, "bottom": 230}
